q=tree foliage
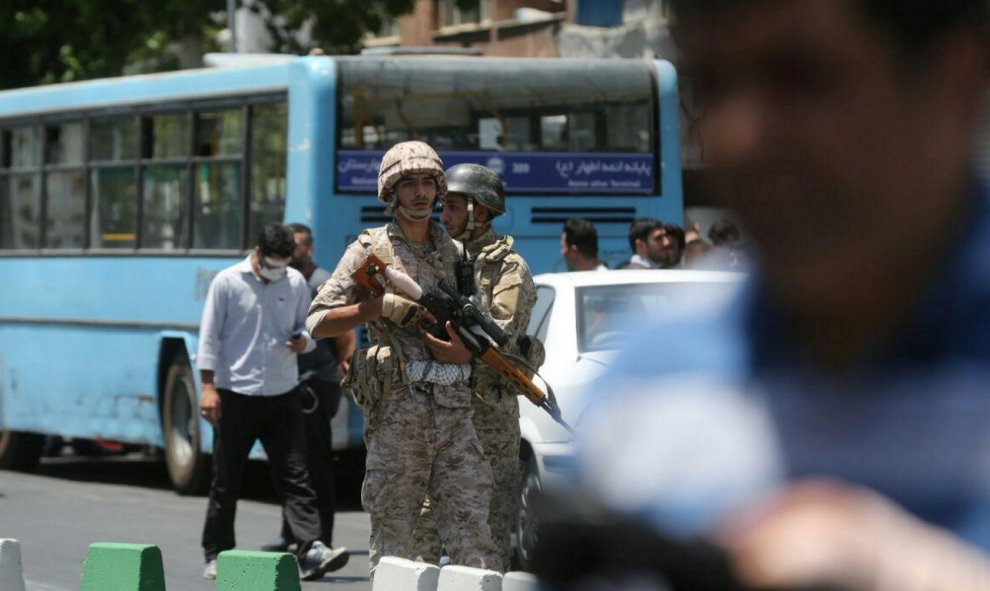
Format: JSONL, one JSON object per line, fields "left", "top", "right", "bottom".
{"left": 0, "top": 0, "right": 441, "bottom": 90}
{"left": 255, "top": 0, "right": 415, "bottom": 55}
{"left": 0, "top": 0, "right": 225, "bottom": 90}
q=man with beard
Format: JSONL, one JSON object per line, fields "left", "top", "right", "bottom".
{"left": 554, "top": 0, "right": 990, "bottom": 589}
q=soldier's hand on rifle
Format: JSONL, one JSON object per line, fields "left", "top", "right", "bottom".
{"left": 423, "top": 321, "right": 473, "bottom": 364}
{"left": 382, "top": 293, "right": 436, "bottom": 328}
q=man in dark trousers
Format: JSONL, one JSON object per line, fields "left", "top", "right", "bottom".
{"left": 260, "top": 222, "right": 355, "bottom": 565}
{"left": 197, "top": 222, "right": 347, "bottom": 581}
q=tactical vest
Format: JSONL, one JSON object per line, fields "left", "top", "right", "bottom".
{"left": 342, "top": 224, "right": 469, "bottom": 411}
{"left": 470, "top": 234, "right": 546, "bottom": 386}
{"left": 474, "top": 235, "right": 515, "bottom": 304}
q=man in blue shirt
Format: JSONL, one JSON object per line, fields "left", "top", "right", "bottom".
{"left": 197, "top": 222, "right": 346, "bottom": 581}
{"left": 568, "top": 0, "right": 990, "bottom": 589}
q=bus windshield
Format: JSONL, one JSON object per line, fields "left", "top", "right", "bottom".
{"left": 336, "top": 58, "right": 657, "bottom": 196}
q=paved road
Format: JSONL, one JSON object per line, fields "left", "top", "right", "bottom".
{"left": 0, "top": 455, "right": 371, "bottom": 591}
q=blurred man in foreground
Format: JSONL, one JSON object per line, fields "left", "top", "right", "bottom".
{"left": 546, "top": 1, "right": 990, "bottom": 589}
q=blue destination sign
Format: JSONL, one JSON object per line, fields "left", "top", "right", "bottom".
{"left": 336, "top": 150, "right": 656, "bottom": 195}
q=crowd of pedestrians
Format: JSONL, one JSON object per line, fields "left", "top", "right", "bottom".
{"left": 560, "top": 215, "right": 746, "bottom": 272}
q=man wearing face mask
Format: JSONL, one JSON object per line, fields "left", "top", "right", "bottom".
{"left": 258, "top": 222, "right": 355, "bottom": 565}
{"left": 307, "top": 142, "right": 500, "bottom": 577}
{"left": 197, "top": 222, "right": 346, "bottom": 581}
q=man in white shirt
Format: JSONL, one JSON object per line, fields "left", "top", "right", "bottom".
{"left": 197, "top": 222, "right": 346, "bottom": 581}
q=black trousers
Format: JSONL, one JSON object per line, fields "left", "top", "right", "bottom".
{"left": 201, "top": 388, "right": 321, "bottom": 562}
{"left": 280, "top": 378, "right": 339, "bottom": 546}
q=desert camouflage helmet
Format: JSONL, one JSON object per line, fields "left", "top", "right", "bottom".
{"left": 444, "top": 163, "right": 505, "bottom": 216}
{"left": 377, "top": 141, "right": 447, "bottom": 203}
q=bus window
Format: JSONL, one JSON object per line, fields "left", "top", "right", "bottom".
{"left": 90, "top": 118, "right": 137, "bottom": 162}
{"left": 11, "top": 126, "right": 41, "bottom": 168}
{"left": 46, "top": 123, "right": 85, "bottom": 165}
{"left": 193, "top": 110, "right": 244, "bottom": 250}
{"left": 44, "top": 123, "right": 86, "bottom": 250}
{"left": 336, "top": 58, "right": 658, "bottom": 196}
{"left": 196, "top": 110, "right": 244, "bottom": 157}
{"left": 249, "top": 103, "right": 287, "bottom": 243}
{"left": 1, "top": 127, "right": 42, "bottom": 250}
{"left": 44, "top": 170, "right": 86, "bottom": 249}
{"left": 193, "top": 161, "right": 242, "bottom": 250}
{"left": 143, "top": 162, "right": 189, "bottom": 250}
{"left": 152, "top": 113, "right": 189, "bottom": 158}
{"left": 92, "top": 167, "right": 137, "bottom": 249}
{"left": 91, "top": 118, "right": 138, "bottom": 249}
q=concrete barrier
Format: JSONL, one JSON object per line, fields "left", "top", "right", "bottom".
{"left": 502, "top": 571, "right": 540, "bottom": 591}
{"left": 372, "top": 557, "right": 440, "bottom": 591}
{"left": 216, "top": 550, "right": 301, "bottom": 591}
{"left": 437, "top": 564, "right": 502, "bottom": 591}
{"left": 79, "top": 543, "right": 166, "bottom": 591}
{"left": 0, "top": 539, "right": 26, "bottom": 591}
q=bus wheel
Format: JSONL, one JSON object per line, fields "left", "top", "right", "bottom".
{"left": 162, "top": 356, "right": 210, "bottom": 495}
{"left": 0, "top": 430, "right": 44, "bottom": 472}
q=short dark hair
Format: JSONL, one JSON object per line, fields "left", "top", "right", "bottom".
{"left": 257, "top": 222, "right": 296, "bottom": 258}
{"left": 287, "top": 223, "right": 314, "bottom": 245}
{"left": 664, "top": 223, "right": 686, "bottom": 251}
{"left": 563, "top": 218, "right": 599, "bottom": 259}
{"left": 669, "top": 0, "right": 988, "bottom": 57}
{"left": 628, "top": 218, "right": 660, "bottom": 253}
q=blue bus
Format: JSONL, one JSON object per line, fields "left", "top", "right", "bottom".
{"left": 0, "top": 55, "right": 682, "bottom": 493}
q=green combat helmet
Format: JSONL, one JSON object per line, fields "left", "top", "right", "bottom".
{"left": 445, "top": 163, "right": 505, "bottom": 215}
{"left": 377, "top": 141, "right": 447, "bottom": 208}
{"left": 444, "top": 163, "right": 505, "bottom": 239}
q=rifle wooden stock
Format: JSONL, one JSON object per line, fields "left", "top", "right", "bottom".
{"left": 478, "top": 348, "right": 546, "bottom": 407}
{"left": 353, "top": 253, "right": 388, "bottom": 297}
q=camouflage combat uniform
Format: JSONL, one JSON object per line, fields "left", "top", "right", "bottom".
{"left": 309, "top": 221, "right": 500, "bottom": 576}
{"left": 411, "top": 227, "right": 537, "bottom": 569}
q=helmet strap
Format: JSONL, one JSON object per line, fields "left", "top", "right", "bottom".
{"left": 463, "top": 199, "right": 476, "bottom": 237}
{"left": 454, "top": 198, "right": 490, "bottom": 241}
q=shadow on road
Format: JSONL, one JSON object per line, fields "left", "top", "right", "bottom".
{"left": 33, "top": 454, "right": 363, "bottom": 509}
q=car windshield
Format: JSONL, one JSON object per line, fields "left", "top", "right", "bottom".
{"left": 576, "top": 282, "right": 722, "bottom": 353}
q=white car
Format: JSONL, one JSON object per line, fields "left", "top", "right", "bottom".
{"left": 514, "top": 269, "right": 743, "bottom": 569}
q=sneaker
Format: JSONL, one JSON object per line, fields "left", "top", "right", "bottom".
{"left": 299, "top": 541, "right": 350, "bottom": 581}
{"left": 203, "top": 559, "right": 217, "bottom": 580}
{"left": 261, "top": 537, "right": 297, "bottom": 553}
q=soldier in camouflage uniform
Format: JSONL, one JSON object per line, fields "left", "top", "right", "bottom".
{"left": 306, "top": 142, "right": 500, "bottom": 576}
{"left": 411, "top": 163, "right": 538, "bottom": 570}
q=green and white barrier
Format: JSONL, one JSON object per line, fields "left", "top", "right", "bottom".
{"left": 373, "top": 556, "right": 441, "bottom": 591}
{"left": 437, "top": 564, "right": 502, "bottom": 591}
{"left": 216, "top": 550, "right": 301, "bottom": 591}
{"left": 79, "top": 543, "right": 166, "bottom": 591}
{"left": 0, "top": 539, "right": 26, "bottom": 591}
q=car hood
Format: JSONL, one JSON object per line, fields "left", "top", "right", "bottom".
{"left": 522, "top": 351, "right": 618, "bottom": 445}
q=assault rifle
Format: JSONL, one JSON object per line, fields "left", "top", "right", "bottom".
{"left": 354, "top": 253, "right": 573, "bottom": 434}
